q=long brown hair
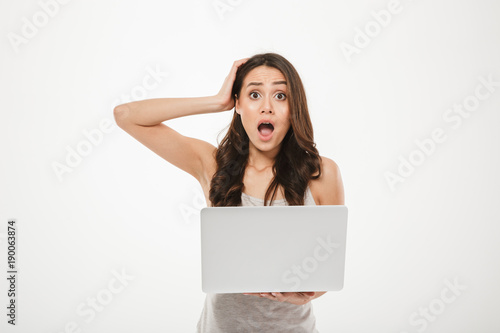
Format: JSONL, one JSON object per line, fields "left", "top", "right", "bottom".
{"left": 209, "top": 53, "right": 322, "bottom": 206}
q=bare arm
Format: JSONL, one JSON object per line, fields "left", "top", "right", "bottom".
{"left": 115, "top": 96, "right": 225, "bottom": 127}
{"left": 113, "top": 58, "right": 249, "bottom": 183}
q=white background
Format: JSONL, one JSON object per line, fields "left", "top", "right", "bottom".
{"left": 1, "top": 0, "right": 499, "bottom": 332}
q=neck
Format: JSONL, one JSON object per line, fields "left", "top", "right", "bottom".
{"left": 247, "top": 142, "right": 280, "bottom": 171}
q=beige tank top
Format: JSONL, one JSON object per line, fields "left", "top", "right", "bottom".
{"left": 196, "top": 186, "right": 320, "bottom": 332}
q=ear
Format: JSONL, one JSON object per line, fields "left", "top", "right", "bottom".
{"left": 235, "top": 95, "right": 240, "bottom": 114}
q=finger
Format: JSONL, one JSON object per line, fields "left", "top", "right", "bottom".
{"left": 282, "top": 292, "right": 312, "bottom": 301}
{"left": 256, "top": 292, "right": 276, "bottom": 300}
{"left": 242, "top": 293, "right": 261, "bottom": 296}
{"left": 224, "top": 60, "right": 246, "bottom": 83}
{"left": 260, "top": 292, "right": 281, "bottom": 301}
{"left": 234, "top": 58, "right": 250, "bottom": 66}
{"left": 270, "top": 292, "right": 284, "bottom": 302}
{"left": 303, "top": 292, "right": 316, "bottom": 297}
{"left": 242, "top": 292, "right": 273, "bottom": 298}
{"left": 285, "top": 292, "right": 314, "bottom": 297}
{"left": 231, "top": 58, "right": 249, "bottom": 74}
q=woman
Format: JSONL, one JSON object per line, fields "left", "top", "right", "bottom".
{"left": 114, "top": 53, "right": 345, "bottom": 332}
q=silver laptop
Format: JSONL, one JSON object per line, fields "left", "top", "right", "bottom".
{"left": 200, "top": 205, "right": 348, "bottom": 293}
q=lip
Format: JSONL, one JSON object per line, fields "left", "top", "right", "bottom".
{"left": 257, "top": 118, "right": 275, "bottom": 142}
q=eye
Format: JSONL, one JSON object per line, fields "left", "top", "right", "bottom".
{"left": 275, "top": 92, "right": 286, "bottom": 101}
{"left": 249, "top": 92, "right": 260, "bottom": 99}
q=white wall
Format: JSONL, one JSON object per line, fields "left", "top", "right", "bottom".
{"left": 1, "top": 0, "right": 499, "bottom": 332}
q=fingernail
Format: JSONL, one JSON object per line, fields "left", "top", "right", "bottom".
{"left": 271, "top": 292, "right": 276, "bottom": 296}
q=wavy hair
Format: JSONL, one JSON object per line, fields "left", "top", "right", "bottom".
{"left": 209, "top": 53, "right": 322, "bottom": 207}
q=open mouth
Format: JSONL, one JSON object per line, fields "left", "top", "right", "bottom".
{"left": 258, "top": 122, "right": 274, "bottom": 137}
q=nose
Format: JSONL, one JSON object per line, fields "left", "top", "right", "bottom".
{"left": 261, "top": 95, "right": 273, "bottom": 114}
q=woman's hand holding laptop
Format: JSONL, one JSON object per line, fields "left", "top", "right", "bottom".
{"left": 242, "top": 291, "right": 318, "bottom": 305}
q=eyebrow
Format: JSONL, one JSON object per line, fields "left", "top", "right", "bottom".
{"left": 246, "top": 80, "right": 287, "bottom": 88}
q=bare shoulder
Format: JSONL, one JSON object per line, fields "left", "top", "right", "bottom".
{"left": 309, "top": 156, "right": 345, "bottom": 205}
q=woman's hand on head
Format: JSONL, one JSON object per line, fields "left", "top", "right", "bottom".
{"left": 216, "top": 58, "right": 249, "bottom": 111}
{"left": 243, "top": 292, "right": 316, "bottom": 305}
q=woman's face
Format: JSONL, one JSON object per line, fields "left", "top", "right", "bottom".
{"left": 235, "top": 65, "right": 291, "bottom": 153}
